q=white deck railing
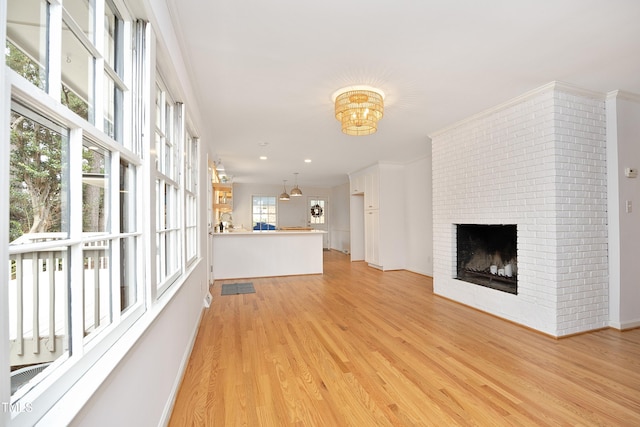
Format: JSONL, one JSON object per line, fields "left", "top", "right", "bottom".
{"left": 9, "top": 233, "right": 110, "bottom": 367}
{"left": 9, "top": 249, "right": 67, "bottom": 366}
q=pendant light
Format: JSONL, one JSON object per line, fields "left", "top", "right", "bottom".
{"left": 290, "top": 172, "right": 303, "bottom": 197}
{"left": 279, "top": 180, "right": 290, "bottom": 201}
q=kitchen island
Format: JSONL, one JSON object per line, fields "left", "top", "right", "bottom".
{"left": 212, "top": 229, "right": 326, "bottom": 280}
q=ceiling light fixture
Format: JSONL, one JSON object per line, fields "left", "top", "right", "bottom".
{"left": 215, "top": 159, "right": 228, "bottom": 182}
{"left": 279, "top": 180, "right": 290, "bottom": 201}
{"left": 332, "top": 85, "right": 385, "bottom": 136}
{"left": 290, "top": 172, "right": 303, "bottom": 197}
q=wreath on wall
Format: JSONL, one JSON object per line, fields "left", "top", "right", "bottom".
{"left": 310, "top": 204, "right": 323, "bottom": 218}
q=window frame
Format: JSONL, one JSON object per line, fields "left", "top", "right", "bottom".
{"left": 2, "top": 0, "right": 147, "bottom": 422}
{"left": 153, "top": 78, "right": 183, "bottom": 296}
{"left": 6, "top": 68, "right": 145, "bottom": 426}
{"left": 184, "top": 129, "right": 199, "bottom": 266}
{"left": 2, "top": 0, "right": 203, "bottom": 423}
{"left": 251, "top": 195, "right": 278, "bottom": 231}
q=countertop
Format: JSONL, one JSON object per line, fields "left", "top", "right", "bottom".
{"left": 213, "top": 228, "right": 326, "bottom": 236}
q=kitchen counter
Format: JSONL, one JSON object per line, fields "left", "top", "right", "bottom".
{"left": 212, "top": 229, "right": 326, "bottom": 279}
{"left": 213, "top": 228, "right": 323, "bottom": 235}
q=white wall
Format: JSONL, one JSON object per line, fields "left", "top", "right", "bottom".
{"left": 349, "top": 195, "right": 365, "bottom": 260}
{"left": 606, "top": 91, "right": 640, "bottom": 330}
{"left": 69, "top": 267, "right": 207, "bottom": 426}
{"left": 232, "top": 183, "right": 328, "bottom": 228}
{"left": 349, "top": 160, "right": 432, "bottom": 271}
{"left": 404, "top": 154, "right": 433, "bottom": 276}
{"left": 232, "top": 182, "right": 350, "bottom": 250}
{"left": 330, "top": 182, "right": 351, "bottom": 252}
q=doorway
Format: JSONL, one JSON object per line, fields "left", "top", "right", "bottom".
{"left": 308, "top": 196, "right": 329, "bottom": 249}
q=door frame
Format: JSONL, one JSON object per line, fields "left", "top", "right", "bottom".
{"left": 307, "top": 196, "right": 329, "bottom": 249}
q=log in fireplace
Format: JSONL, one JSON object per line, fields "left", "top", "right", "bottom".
{"left": 456, "top": 224, "right": 517, "bottom": 294}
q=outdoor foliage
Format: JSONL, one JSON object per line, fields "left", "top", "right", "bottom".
{"left": 7, "top": 41, "right": 97, "bottom": 243}
{"left": 9, "top": 111, "right": 64, "bottom": 242}
{"left": 5, "top": 40, "right": 46, "bottom": 91}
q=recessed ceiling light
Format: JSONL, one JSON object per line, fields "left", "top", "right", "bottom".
{"left": 304, "top": 159, "right": 312, "bottom": 163}
{"left": 259, "top": 156, "right": 267, "bottom": 160}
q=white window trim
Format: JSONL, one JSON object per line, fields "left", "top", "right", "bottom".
{"left": 184, "top": 132, "right": 199, "bottom": 267}
{"left": 1, "top": 0, "right": 11, "bottom": 421}
{"left": 5, "top": 62, "right": 147, "bottom": 427}
{"left": 252, "top": 195, "right": 278, "bottom": 230}
{"left": 153, "top": 77, "right": 184, "bottom": 297}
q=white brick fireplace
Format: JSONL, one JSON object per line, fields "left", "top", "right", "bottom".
{"left": 431, "top": 82, "right": 609, "bottom": 337}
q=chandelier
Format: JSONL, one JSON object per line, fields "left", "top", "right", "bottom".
{"left": 333, "top": 85, "right": 385, "bottom": 136}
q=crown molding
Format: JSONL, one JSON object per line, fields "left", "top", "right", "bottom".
{"left": 607, "top": 90, "right": 640, "bottom": 103}
{"left": 552, "top": 81, "right": 607, "bottom": 100}
{"left": 430, "top": 81, "right": 606, "bottom": 138}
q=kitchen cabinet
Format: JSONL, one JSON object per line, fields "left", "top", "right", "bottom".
{"left": 364, "top": 169, "right": 379, "bottom": 210}
{"left": 364, "top": 209, "right": 380, "bottom": 266}
{"left": 350, "top": 174, "right": 365, "bottom": 194}
{"left": 350, "top": 168, "right": 378, "bottom": 208}
{"left": 349, "top": 163, "right": 406, "bottom": 270}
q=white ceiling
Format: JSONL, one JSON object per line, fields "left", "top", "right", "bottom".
{"left": 166, "top": 0, "right": 640, "bottom": 188}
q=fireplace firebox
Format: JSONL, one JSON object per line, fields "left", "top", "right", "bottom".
{"left": 456, "top": 224, "right": 517, "bottom": 294}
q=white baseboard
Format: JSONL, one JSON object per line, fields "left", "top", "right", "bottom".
{"left": 610, "top": 319, "right": 640, "bottom": 331}
{"left": 159, "top": 308, "right": 205, "bottom": 426}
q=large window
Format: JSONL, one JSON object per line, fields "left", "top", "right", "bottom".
{"left": 102, "top": 0, "right": 126, "bottom": 143}
{"left": 119, "top": 159, "right": 137, "bottom": 312}
{"left": 154, "top": 81, "right": 181, "bottom": 294}
{"left": 8, "top": 106, "right": 71, "bottom": 389}
{"left": 4, "top": 0, "right": 201, "bottom": 422}
{"left": 252, "top": 196, "right": 277, "bottom": 230}
{"left": 3, "top": 0, "right": 149, "bottom": 422}
{"left": 7, "top": 0, "right": 128, "bottom": 143}
{"left": 5, "top": 0, "right": 48, "bottom": 91}
{"left": 81, "top": 140, "right": 112, "bottom": 337}
{"left": 7, "top": 97, "right": 143, "bottom": 413}
{"left": 60, "top": 17, "right": 95, "bottom": 123}
{"left": 185, "top": 131, "right": 198, "bottom": 265}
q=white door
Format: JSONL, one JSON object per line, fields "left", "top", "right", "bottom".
{"left": 308, "top": 196, "right": 329, "bottom": 249}
{"left": 364, "top": 209, "right": 380, "bottom": 266}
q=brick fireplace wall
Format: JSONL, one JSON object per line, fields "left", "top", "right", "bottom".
{"left": 431, "top": 82, "right": 608, "bottom": 337}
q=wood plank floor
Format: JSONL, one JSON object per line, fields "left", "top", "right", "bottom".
{"left": 169, "top": 250, "right": 640, "bottom": 426}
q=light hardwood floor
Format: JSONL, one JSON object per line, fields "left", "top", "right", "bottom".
{"left": 169, "top": 250, "right": 640, "bottom": 426}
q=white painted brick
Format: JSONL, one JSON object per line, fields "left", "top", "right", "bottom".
{"left": 432, "top": 84, "right": 607, "bottom": 337}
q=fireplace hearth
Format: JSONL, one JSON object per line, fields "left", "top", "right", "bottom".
{"left": 456, "top": 224, "right": 517, "bottom": 294}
